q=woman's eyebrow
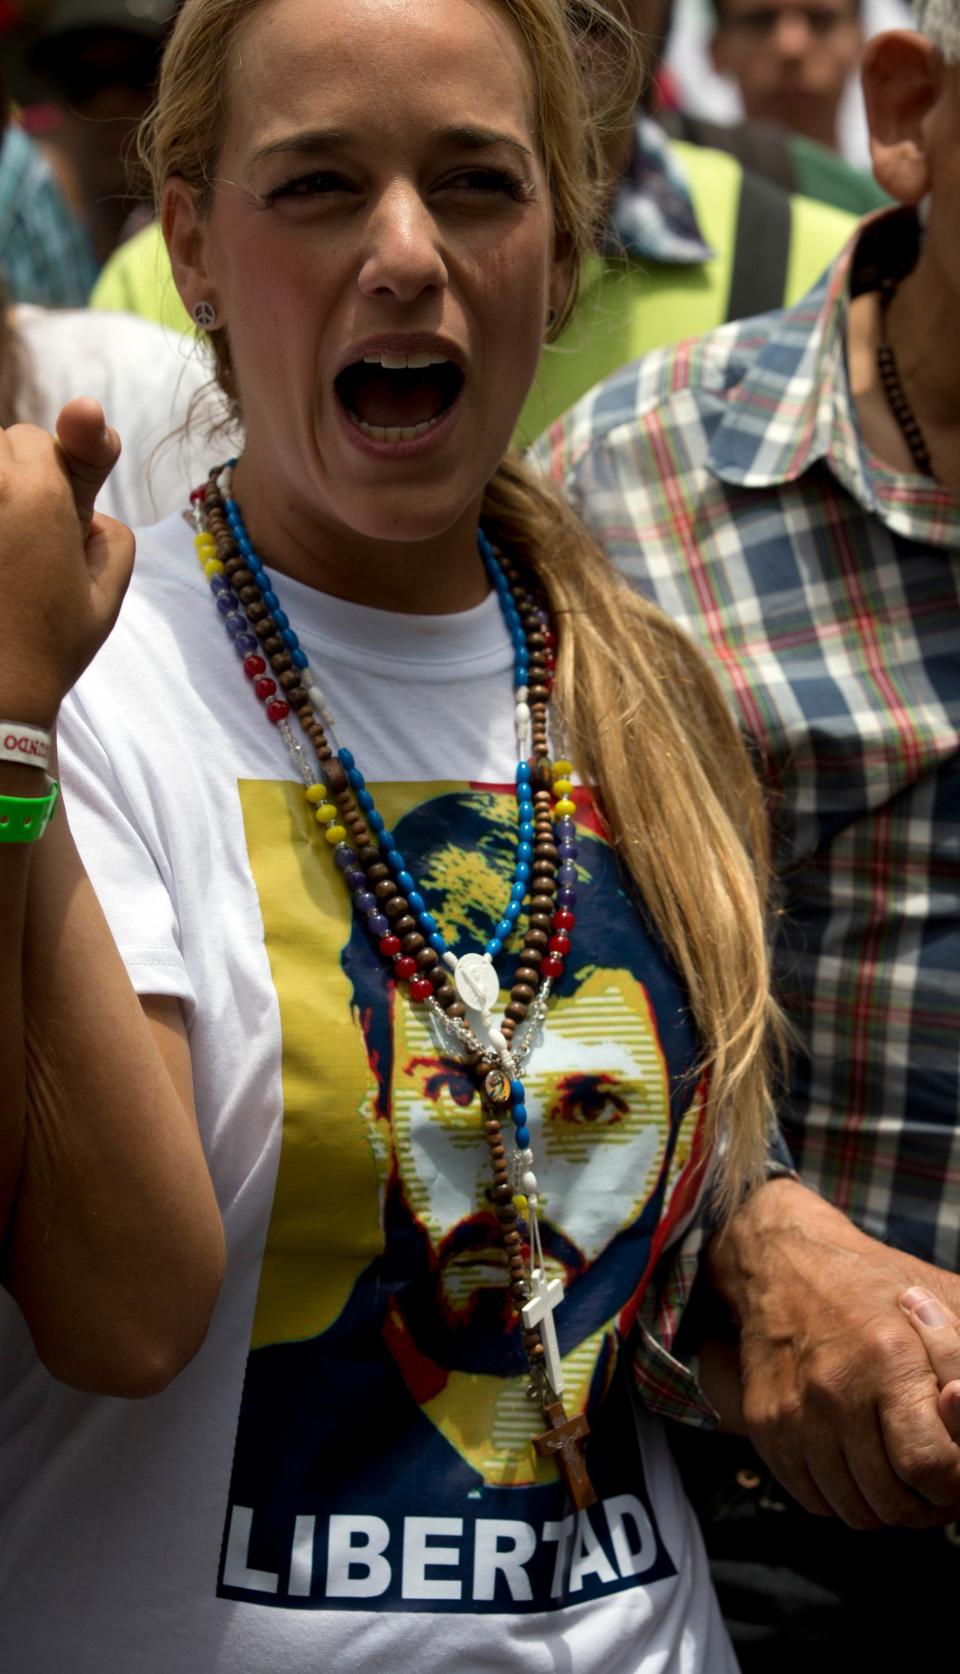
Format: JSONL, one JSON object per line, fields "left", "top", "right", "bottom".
{"left": 433, "top": 124, "right": 534, "bottom": 159}
{"left": 252, "top": 128, "right": 350, "bottom": 163}
{"left": 251, "top": 124, "right": 534, "bottom": 164}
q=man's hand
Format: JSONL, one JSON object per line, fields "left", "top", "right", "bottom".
{"left": 709, "top": 1177, "right": 960, "bottom": 1529}
{"left": 900, "top": 1286, "right": 960, "bottom": 1441}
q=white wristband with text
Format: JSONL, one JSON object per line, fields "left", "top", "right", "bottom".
{"left": 0, "top": 721, "right": 52, "bottom": 771}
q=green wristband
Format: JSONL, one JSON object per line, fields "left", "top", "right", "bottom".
{"left": 0, "top": 776, "right": 59, "bottom": 843}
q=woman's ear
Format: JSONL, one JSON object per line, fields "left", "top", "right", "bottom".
{"left": 162, "top": 178, "right": 222, "bottom": 326}
{"left": 862, "top": 29, "right": 943, "bottom": 204}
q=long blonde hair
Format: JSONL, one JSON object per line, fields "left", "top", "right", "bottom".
{"left": 139, "top": 0, "right": 780, "bottom": 1212}
{"left": 484, "top": 464, "right": 781, "bottom": 1213}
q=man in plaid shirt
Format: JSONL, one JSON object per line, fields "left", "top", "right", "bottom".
{"left": 540, "top": 2, "right": 960, "bottom": 1661}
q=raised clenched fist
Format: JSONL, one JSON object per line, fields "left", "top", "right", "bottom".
{"left": 0, "top": 401, "right": 134, "bottom": 728}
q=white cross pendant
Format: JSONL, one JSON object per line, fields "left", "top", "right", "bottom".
{"left": 522, "top": 1267, "right": 565, "bottom": 1396}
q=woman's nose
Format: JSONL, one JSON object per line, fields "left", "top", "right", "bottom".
{"left": 357, "top": 185, "right": 449, "bottom": 303}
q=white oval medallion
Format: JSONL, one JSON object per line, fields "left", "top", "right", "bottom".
{"left": 454, "top": 953, "right": 500, "bottom": 1011}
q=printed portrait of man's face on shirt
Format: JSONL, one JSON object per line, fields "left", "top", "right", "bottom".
{"left": 217, "top": 777, "right": 702, "bottom": 1614}
{"left": 342, "top": 788, "right": 698, "bottom": 1481}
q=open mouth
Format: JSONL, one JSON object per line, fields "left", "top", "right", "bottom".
{"left": 334, "top": 352, "right": 465, "bottom": 443}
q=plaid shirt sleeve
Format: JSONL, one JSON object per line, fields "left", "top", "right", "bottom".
{"left": 631, "top": 1123, "right": 796, "bottom": 1429}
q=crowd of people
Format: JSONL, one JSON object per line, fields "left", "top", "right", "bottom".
{"left": 1, "top": 0, "right": 959, "bottom": 1669}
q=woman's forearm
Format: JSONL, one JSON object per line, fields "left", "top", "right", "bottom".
{"left": 0, "top": 415, "right": 222, "bottom": 1393}
{"left": 6, "top": 799, "right": 225, "bottom": 1396}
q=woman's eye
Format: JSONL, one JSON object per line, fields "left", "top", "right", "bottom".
{"left": 265, "top": 171, "right": 357, "bottom": 202}
{"left": 444, "top": 169, "right": 530, "bottom": 201}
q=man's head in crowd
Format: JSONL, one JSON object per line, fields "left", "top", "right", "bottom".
{"left": 26, "top": 0, "right": 176, "bottom": 260}
{"left": 710, "top": 0, "right": 863, "bottom": 151}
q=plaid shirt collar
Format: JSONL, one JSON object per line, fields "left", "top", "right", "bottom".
{"left": 605, "top": 114, "right": 714, "bottom": 266}
{"left": 707, "top": 206, "right": 960, "bottom": 547}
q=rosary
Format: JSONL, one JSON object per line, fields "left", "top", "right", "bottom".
{"left": 190, "top": 465, "right": 596, "bottom": 1510}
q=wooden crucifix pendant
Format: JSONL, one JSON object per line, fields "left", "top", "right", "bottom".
{"left": 533, "top": 1400, "right": 597, "bottom": 1511}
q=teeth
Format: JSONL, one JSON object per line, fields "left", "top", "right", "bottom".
{"left": 360, "top": 352, "right": 451, "bottom": 369}
{"left": 351, "top": 413, "right": 443, "bottom": 442}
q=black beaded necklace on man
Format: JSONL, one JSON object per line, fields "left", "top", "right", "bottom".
{"left": 876, "top": 274, "right": 936, "bottom": 480}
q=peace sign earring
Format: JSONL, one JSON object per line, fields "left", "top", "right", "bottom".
{"left": 192, "top": 300, "right": 218, "bottom": 329}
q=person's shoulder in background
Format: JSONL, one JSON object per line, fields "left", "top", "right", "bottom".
{"left": 90, "top": 219, "right": 192, "bottom": 333}
{"left": 14, "top": 304, "right": 238, "bottom": 525}
{"left": 0, "top": 121, "right": 97, "bottom": 306}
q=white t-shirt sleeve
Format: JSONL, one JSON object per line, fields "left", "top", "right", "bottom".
{"left": 57, "top": 686, "right": 197, "bottom": 1013}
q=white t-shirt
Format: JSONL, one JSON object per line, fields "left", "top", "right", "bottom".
{"left": 0, "top": 510, "right": 735, "bottom": 1674}
{"left": 13, "top": 306, "right": 236, "bottom": 525}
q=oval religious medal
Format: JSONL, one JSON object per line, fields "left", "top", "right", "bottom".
{"left": 454, "top": 952, "right": 500, "bottom": 1012}
{"left": 482, "top": 1067, "right": 512, "bottom": 1106}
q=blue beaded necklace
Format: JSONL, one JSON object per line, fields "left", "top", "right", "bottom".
{"left": 190, "top": 466, "right": 597, "bottom": 1505}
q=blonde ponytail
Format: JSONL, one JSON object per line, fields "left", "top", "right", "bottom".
{"left": 483, "top": 456, "right": 782, "bottom": 1214}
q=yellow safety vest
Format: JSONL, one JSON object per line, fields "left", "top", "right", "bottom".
{"left": 515, "top": 141, "right": 854, "bottom": 443}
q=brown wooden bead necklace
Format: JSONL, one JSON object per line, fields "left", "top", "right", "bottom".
{"left": 191, "top": 465, "right": 596, "bottom": 1509}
